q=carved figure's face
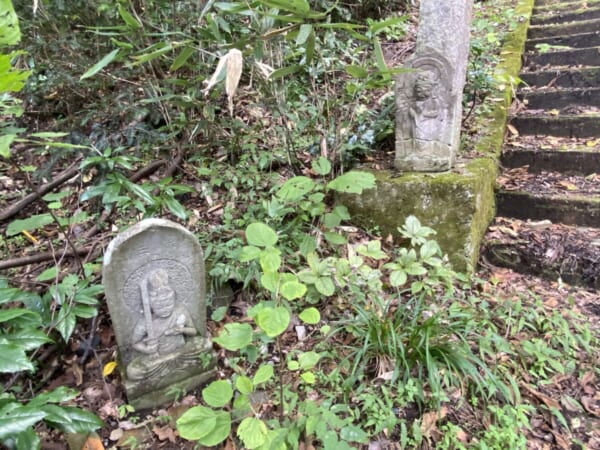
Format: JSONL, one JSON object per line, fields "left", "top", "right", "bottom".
{"left": 415, "top": 71, "right": 436, "bottom": 100}
{"left": 147, "top": 269, "right": 175, "bottom": 318}
{"left": 150, "top": 287, "right": 175, "bottom": 318}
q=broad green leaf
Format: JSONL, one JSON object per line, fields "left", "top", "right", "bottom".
{"left": 24, "top": 388, "right": 77, "bottom": 408}
{"left": 239, "top": 245, "right": 261, "bottom": 262}
{"left": 314, "top": 277, "right": 335, "bottom": 296}
{"left": 420, "top": 240, "right": 440, "bottom": 259}
{"left": 346, "top": 65, "right": 368, "bottom": 79}
{"left": 36, "top": 267, "right": 58, "bottom": 282}
{"left": 259, "top": 247, "right": 281, "bottom": 273}
{"left": 40, "top": 405, "right": 103, "bottom": 433}
{"left": 15, "top": 426, "right": 40, "bottom": 450}
{"left": 390, "top": 270, "right": 407, "bottom": 287}
{"left": 0, "top": 406, "right": 45, "bottom": 440}
{"left": 170, "top": 46, "right": 195, "bottom": 71}
{"left": 29, "top": 132, "right": 68, "bottom": 139}
{"left": 235, "top": 375, "right": 253, "bottom": 395}
{"left": 237, "top": 417, "right": 268, "bottom": 449}
{"left": 130, "top": 43, "right": 173, "bottom": 66}
{"left": 0, "top": 342, "right": 34, "bottom": 372}
{"left": 55, "top": 307, "right": 77, "bottom": 342}
{"left": 327, "top": 171, "right": 375, "bottom": 194}
{"left": 0, "top": 133, "right": 17, "bottom": 158}
{"left": 80, "top": 49, "right": 120, "bottom": 80}
{"left": 118, "top": 4, "right": 141, "bottom": 29}
{"left": 246, "top": 223, "right": 278, "bottom": 247}
{"left": 213, "top": 323, "right": 253, "bottom": 351}
{"left": 356, "top": 240, "right": 387, "bottom": 260}
{"left": 270, "top": 64, "right": 301, "bottom": 80}
{"left": 305, "top": 30, "right": 315, "bottom": 64}
{"left": 260, "top": 272, "right": 279, "bottom": 293}
{"left": 0, "top": 308, "right": 36, "bottom": 324}
{"left": 298, "top": 351, "right": 321, "bottom": 370}
{"left": 323, "top": 231, "right": 346, "bottom": 246}
{"left": 176, "top": 405, "right": 217, "bottom": 440}
{"left": 0, "top": 0, "right": 21, "bottom": 46}
{"left": 280, "top": 280, "right": 306, "bottom": 301}
{"left": 163, "top": 196, "right": 188, "bottom": 220}
{"left": 3, "top": 329, "right": 52, "bottom": 351}
{"left": 296, "top": 24, "right": 312, "bottom": 45}
{"left": 300, "top": 372, "right": 316, "bottom": 384}
{"left": 322, "top": 212, "right": 341, "bottom": 228}
{"left": 253, "top": 364, "right": 274, "bottom": 385}
{"left": 197, "top": 410, "right": 231, "bottom": 447}
{"left": 299, "top": 307, "right": 320, "bottom": 324}
{"left": 340, "top": 425, "right": 369, "bottom": 443}
{"left": 312, "top": 156, "right": 331, "bottom": 176}
{"left": 373, "top": 36, "right": 388, "bottom": 78}
{"left": 255, "top": 307, "right": 290, "bottom": 338}
{"left": 202, "top": 380, "right": 233, "bottom": 408}
{"left": 276, "top": 176, "right": 315, "bottom": 201}
{"left": 6, "top": 214, "right": 53, "bottom": 236}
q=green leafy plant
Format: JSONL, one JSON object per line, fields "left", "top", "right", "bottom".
{"left": 0, "top": 278, "right": 103, "bottom": 449}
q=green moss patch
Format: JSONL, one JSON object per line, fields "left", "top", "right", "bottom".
{"left": 340, "top": 159, "right": 496, "bottom": 272}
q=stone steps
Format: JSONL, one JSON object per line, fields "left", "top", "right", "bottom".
{"left": 518, "top": 86, "right": 600, "bottom": 109}
{"left": 502, "top": 136, "right": 600, "bottom": 174}
{"left": 525, "top": 47, "right": 600, "bottom": 68}
{"left": 482, "top": 0, "right": 600, "bottom": 288}
{"left": 525, "top": 32, "right": 600, "bottom": 52}
{"left": 531, "top": 5, "right": 600, "bottom": 25}
{"left": 528, "top": 18, "right": 600, "bottom": 39}
{"left": 520, "top": 67, "right": 600, "bottom": 88}
{"left": 510, "top": 114, "right": 600, "bottom": 137}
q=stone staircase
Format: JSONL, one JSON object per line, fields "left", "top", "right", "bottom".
{"left": 482, "top": 0, "right": 600, "bottom": 288}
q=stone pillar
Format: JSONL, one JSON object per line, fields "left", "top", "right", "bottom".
{"left": 395, "top": 0, "right": 473, "bottom": 172}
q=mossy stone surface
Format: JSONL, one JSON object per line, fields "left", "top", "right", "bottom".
{"left": 339, "top": 158, "right": 497, "bottom": 272}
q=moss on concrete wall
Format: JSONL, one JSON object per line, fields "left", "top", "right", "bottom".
{"left": 340, "top": 158, "right": 496, "bottom": 271}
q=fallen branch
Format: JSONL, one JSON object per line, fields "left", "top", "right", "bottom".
{"left": 0, "top": 159, "right": 82, "bottom": 223}
{"left": 0, "top": 246, "right": 94, "bottom": 271}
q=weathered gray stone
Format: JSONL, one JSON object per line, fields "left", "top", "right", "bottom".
{"left": 103, "top": 219, "right": 216, "bottom": 410}
{"left": 395, "top": 0, "right": 473, "bottom": 171}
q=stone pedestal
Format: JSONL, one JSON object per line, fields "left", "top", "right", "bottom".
{"left": 395, "top": 0, "right": 473, "bottom": 171}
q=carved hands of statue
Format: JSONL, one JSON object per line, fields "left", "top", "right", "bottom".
{"left": 133, "top": 337, "right": 159, "bottom": 355}
{"left": 164, "top": 325, "right": 197, "bottom": 336}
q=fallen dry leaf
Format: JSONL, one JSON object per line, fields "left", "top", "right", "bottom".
{"left": 153, "top": 425, "right": 177, "bottom": 443}
{"left": 420, "top": 406, "right": 448, "bottom": 437}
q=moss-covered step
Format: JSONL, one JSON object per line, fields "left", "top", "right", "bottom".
{"left": 520, "top": 67, "right": 600, "bottom": 88}
{"left": 531, "top": 5, "right": 600, "bottom": 25}
{"left": 496, "top": 189, "right": 600, "bottom": 227}
{"left": 526, "top": 32, "right": 600, "bottom": 51}
{"left": 338, "top": 159, "right": 496, "bottom": 272}
{"left": 525, "top": 47, "right": 600, "bottom": 68}
{"left": 510, "top": 113, "right": 600, "bottom": 137}
{"left": 528, "top": 18, "right": 600, "bottom": 39}
{"left": 518, "top": 86, "right": 600, "bottom": 109}
{"left": 481, "top": 218, "right": 600, "bottom": 288}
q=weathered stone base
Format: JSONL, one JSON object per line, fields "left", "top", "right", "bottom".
{"left": 126, "top": 366, "right": 217, "bottom": 410}
{"left": 338, "top": 158, "right": 497, "bottom": 273}
{"left": 395, "top": 140, "right": 454, "bottom": 172}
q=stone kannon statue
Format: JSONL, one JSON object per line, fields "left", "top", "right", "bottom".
{"left": 103, "top": 219, "right": 216, "bottom": 409}
{"left": 395, "top": 53, "right": 455, "bottom": 172}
